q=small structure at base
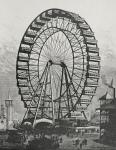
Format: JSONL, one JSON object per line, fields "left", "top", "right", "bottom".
{"left": 5, "top": 95, "right": 14, "bottom": 130}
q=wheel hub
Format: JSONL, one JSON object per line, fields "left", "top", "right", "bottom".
{"left": 48, "top": 60, "right": 66, "bottom": 68}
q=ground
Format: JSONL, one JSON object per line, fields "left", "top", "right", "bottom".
{"left": 59, "top": 135, "right": 116, "bottom": 150}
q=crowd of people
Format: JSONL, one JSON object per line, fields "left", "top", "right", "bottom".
{"left": 73, "top": 138, "right": 88, "bottom": 150}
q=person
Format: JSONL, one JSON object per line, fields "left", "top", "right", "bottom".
{"left": 75, "top": 139, "right": 80, "bottom": 147}
{"left": 72, "top": 140, "right": 75, "bottom": 145}
{"left": 77, "top": 145, "right": 80, "bottom": 150}
{"left": 80, "top": 142, "right": 82, "bottom": 150}
{"left": 59, "top": 137, "right": 62, "bottom": 143}
{"left": 82, "top": 138, "right": 87, "bottom": 146}
{"left": 84, "top": 138, "right": 87, "bottom": 145}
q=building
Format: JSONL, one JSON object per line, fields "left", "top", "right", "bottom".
{"left": 0, "top": 104, "right": 6, "bottom": 130}
{"left": 99, "top": 80, "right": 116, "bottom": 144}
{"left": 5, "top": 95, "right": 14, "bottom": 130}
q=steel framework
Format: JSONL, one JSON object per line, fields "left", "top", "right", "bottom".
{"left": 99, "top": 85, "right": 116, "bottom": 142}
{"left": 16, "top": 9, "right": 100, "bottom": 126}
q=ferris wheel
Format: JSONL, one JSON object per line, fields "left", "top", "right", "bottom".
{"left": 16, "top": 9, "right": 100, "bottom": 126}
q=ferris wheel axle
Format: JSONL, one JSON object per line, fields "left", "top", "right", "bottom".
{"left": 48, "top": 60, "right": 66, "bottom": 68}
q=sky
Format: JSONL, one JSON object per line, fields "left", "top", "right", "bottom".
{"left": 0, "top": 0, "right": 116, "bottom": 66}
{"left": 0, "top": 0, "right": 116, "bottom": 117}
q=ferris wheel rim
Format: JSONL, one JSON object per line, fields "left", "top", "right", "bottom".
{"left": 16, "top": 8, "right": 100, "bottom": 122}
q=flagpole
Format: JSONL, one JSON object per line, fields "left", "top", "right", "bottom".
{"left": 100, "top": 98, "right": 101, "bottom": 140}
{"left": 113, "top": 87, "right": 115, "bottom": 102}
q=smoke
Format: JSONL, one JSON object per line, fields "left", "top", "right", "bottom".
{"left": 101, "top": 75, "right": 108, "bottom": 86}
{"left": 101, "top": 74, "right": 113, "bottom": 87}
{"left": 101, "top": 75, "right": 114, "bottom": 99}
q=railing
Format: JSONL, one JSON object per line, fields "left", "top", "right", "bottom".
{"left": 79, "top": 23, "right": 90, "bottom": 29}
{"left": 83, "top": 30, "right": 94, "bottom": 36}
{"left": 86, "top": 72, "right": 100, "bottom": 79}
{"left": 86, "top": 38, "right": 97, "bottom": 44}
{"left": 30, "top": 22, "right": 41, "bottom": 30}
{"left": 88, "top": 56, "right": 101, "bottom": 62}
{"left": 26, "top": 30, "right": 36, "bottom": 38}
{"left": 87, "top": 47, "right": 99, "bottom": 53}
{"left": 89, "top": 64, "right": 100, "bottom": 70}
{"left": 20, "top": 46, "right": 31, "bottom": 54}
{"left": 18, "top": 56, "right": 29, "bottom": 62}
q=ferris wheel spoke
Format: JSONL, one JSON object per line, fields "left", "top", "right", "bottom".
{"left": 73, "top": 45, "right": 86, "bottom": 53}
{"left": 43, "top": 43, "right": 56, "bottom": 58}
{"left": 29, "top": 71, "right": 38, "bottom": 77}
{"left": 41, "top": 47, "right": 52, "bottom": 59}
{"left": 46, "top": 28, "right": 59, "bottom": 50}
{"left": 43, "top": 42, "right": 52, "bottom": 52}
{"left": 62, "top": 56, "right": 74, "bottom": 61}
{"left": 31, "top": 49, "right": 40, "bottom": 55}
{"left": 48, "top": 31, "right": 61, "bottom": 55}
{"left": 46, "top": 35, "right": 54, "bottom": 54}
{"left": 55, "top": 37, "right": 68, "bottom": 57}
{"left": 72, "top": 80, "right": 84, "bottom": 90}
{"left": 52, "top": 31, "right": 64, "bottom": 55}
{"left": 44, "top": 29, "right": 59, "bottom": 52}
{"left": 41, "top": 30, "right": 54, "bottom": 53}
{"left": 36, "top": 38, "right": 51, "bottom": 55}
{"left": 63, "top": 40, "right": 71, "bottom": 56}
{"left": 57, "top": 42, "right": 71, "bottom": 59}
{"left": 43, "top": 43, "right": 53, "bottom": 57}
{"left": 73, "top": 72, "right": 83, "bottom": 78}
{"left": 34, "top": 42, "right": 43, "bottom": 51}
{"left": 30, "top": 74, "right": 38, "bottom": 81}
{"left": 54, "top": 31, "right": 63, "bottom": 55}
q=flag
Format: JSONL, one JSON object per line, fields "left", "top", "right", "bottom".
{"left": 107, "top": 87, "right": 114, "bottom": 98}
{"left": 99, "top": 92, "right": 107, "bottom": 100}
{"left": 107, "top": 78, "right": 115, "bottom": 98}
{"left": 108, "top": 78, "right": 113, "bottom": 88}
